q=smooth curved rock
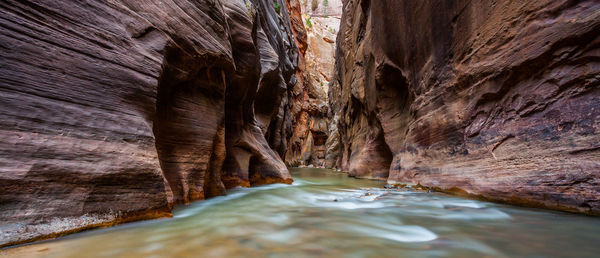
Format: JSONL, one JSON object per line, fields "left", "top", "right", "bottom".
{"left": 331, "top": 0, "right": 600, "bottom": 214}
{"left": 0, "top": 0, "right": 297, "bottom": 247}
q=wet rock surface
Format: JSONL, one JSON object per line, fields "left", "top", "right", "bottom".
{"left": 1, "top": 0, "right": 599, "bottom": 250}
{"left": 329, "top": 0, "right": 600, "bottom": 214}
{"left": 4, "top": 168, "right": 600, "bottom": 257}
{"left": 0, "top": 0, "right": 298, "bottom": 246}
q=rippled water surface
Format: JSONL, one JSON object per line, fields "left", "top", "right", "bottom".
{"left": 5, "top": 168, "right": 600, "bottom": 257}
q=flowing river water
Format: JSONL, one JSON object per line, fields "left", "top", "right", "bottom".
{"left": 3, "top": 168, "right": 600, "bottom": 257}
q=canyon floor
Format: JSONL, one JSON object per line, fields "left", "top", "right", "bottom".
{"left": 1, "top": 0, "right": 598, "bottom": 253}
{"left": 2, "top": 168, "right": 600, "bottom": 257}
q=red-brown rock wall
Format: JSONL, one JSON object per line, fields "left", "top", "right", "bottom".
{"left": 0, "top": 0, "right": 298, "bottom": 247}
{"left": 331, "top": 0, "right": 600, "bottom": 214}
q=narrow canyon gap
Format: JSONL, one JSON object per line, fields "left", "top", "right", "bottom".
{"left": 0, "top": 0, "right": 599, "bottom": 249}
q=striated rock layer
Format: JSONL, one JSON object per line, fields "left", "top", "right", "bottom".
{"left": 300, "top": 0, "right": 343, "bottom": 17}
{"left": 285, "top": 5, "right": 340, "bottom": 167}
{"left": 0, "top": 0, "right": 298, "bottom": 247}
{"left": 330, "top": 0, "right": 600, "bottom": 214}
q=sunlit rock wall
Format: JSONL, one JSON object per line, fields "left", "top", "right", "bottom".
{"left": 300, "top": 0, "right": 344, "bottom": 17}
{"left": 285, "top": 3, "right": 340, "bottom": 167}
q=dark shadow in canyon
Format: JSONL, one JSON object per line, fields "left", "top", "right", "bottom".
{"left": 153, "top": 46, "right": 229, "bottom": 205}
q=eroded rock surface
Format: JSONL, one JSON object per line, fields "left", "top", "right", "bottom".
{"left": 285, "top": 6, "right": 340, "bottom": 167}
{"left": 330, "top": 0, "right": 600, "bottom": 214}
{"left": 0, "top": 0, "right": 297, "bottom": 247}
{"left": 300, "top": 0, "right": 343, "bottom": 17}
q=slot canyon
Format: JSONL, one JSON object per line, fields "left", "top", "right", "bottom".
{"left": 0, "top": 0, "right": 599, "bottom": 256}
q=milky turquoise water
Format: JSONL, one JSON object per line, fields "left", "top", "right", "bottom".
{"left": 7, "top": 168, "right": 600, "bottom": 257}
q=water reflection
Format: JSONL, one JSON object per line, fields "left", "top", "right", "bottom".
{"left": 4, "top": 168, "right": 600, "bottom": 258}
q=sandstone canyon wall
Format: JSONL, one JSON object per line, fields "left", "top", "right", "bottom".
{"left": 285, "top": 2, "right": 340, "bottom": 167}
{"left": 300, "top": 0, "right": 343, "bottom": 17}
{"left": 330, "top": 0, "right": 600, "bottom": 215}
{"left": 0, "top": 0, "right": 299, "bottom": 247}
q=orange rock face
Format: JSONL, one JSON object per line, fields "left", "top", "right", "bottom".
{"left": 0, "top": 0, "right": 298, "bottom": 247}
{"left": 329, "top": 0, "right": 600, "bottom": 214}
{"left": 285, "top": 11, "right": 340, "bottom": 167}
